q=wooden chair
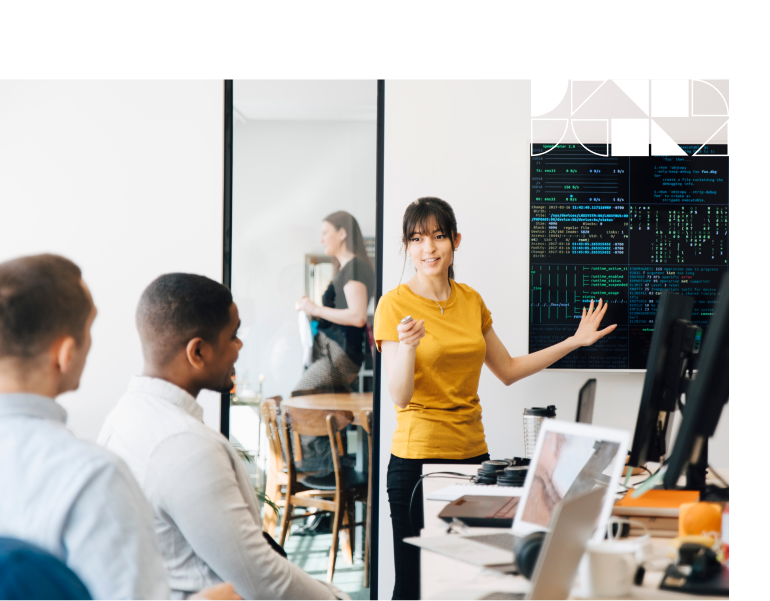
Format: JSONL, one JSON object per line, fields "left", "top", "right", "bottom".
{"left": 360, "top": 408, "right": 373, "bottom": 588}
{"left": 260, "top": 396, "right": 286, "bottom": 537}
{"left": 279, "top": 406, "right": 368, "bottom": 582}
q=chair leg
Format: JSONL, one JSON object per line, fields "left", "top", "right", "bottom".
{"left": 345, "top": 496, "right": 356, "bottom": 563}
{"left": 327, "top": 502, "right": 343, "bottom": 583}
{"left": 364, "top": 497, "right": 371, "bottom": 588}
{"left": 263, "top": 474, "right": 280, "bottom": 536}
{"left": 339, "top": 501, "right": 353, "bottom": 565}
{"left": 278, "top": 501, "right": 292, "bottom": 547}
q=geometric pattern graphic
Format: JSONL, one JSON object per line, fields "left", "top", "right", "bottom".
{"left": 531, "top": 79, "right": 729, "bottom": 157}
{"left": 529, "top": 0, "right": 770, "bottom": 157}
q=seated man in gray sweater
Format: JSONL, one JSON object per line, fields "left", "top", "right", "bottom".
{"left": 0, "top": 254, "right": 237, "bottom": 601}
{"left": 98, "top": 273, "right": 344, "bottom": 600}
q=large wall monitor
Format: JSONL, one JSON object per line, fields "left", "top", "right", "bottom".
{"left": 529, "top": 144, "right": 728, "bottom": 370}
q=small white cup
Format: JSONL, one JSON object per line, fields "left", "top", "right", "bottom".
{"left": 585, "top": 539, "right": 638, "bottom": 599}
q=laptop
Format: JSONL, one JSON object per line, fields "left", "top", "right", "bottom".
{"left": 439, "top": 380, "right": 600, "bottom": 528}
{"left": 405, "top": 420, "right": 630, "bottom": 568}
{"left": 438, "top": 495, "right": 520, "bottom": 528}
{"left": 576, "top": 379, "right": 597, "bottom": 424}
{"left": 427, "top": 487, "right": 607, "bottom": 600}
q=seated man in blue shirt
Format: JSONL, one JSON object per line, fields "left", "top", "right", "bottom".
{"left": 0, "top": 254, "right": 238, "bottom": 601}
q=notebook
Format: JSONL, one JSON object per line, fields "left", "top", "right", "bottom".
{"left": 613, "top": 489, "right": 700, "bottom": 517}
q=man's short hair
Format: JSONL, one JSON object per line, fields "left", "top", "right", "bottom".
{"left": 0, "top": 254, "right": 91, "bottom": 362}
{"left": 136, "top": 274, "right": 233, "bottom": 367}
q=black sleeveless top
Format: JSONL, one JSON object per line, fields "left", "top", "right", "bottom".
{"left": 317, "top": 256, "right": 375, "bottom": 366}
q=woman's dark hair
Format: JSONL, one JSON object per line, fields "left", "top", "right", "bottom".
{"left": 401, "top": 197, "right": 458, "bottom": 284}
{"left": 323, "top": 211, "right": 373, "bottom": 273}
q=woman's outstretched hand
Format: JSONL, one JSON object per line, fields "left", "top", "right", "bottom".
{"left": 571, "top": 298, "right": 617, "bottom": 347}
{"left": 397, "top": 318, "right": 425, "bottom": 348}
{"left": 295, "top": 295, "right": 318, "bottom": 317}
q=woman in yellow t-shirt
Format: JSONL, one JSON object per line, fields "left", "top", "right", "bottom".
{"left": 374, "top": 197, "right": 616, "bottom": 600}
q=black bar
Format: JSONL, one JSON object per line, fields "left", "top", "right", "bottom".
{"left": 371, "top": 79, "right": 385, "bottom": 599}
{"left": 221, "top": 80, "right": 234, "bottom": 438}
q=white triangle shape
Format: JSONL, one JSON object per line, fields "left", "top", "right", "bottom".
{"left": 652, "top": 39, "right": 690, "bottom": 77}
{"left": 614, "top": 79, "right": 649, "bottom": 116}
{"left": 651, "top": 120, "right": 688, "bottom": 156}
{"left": 570, "top": 2, "right": 607, "bottom": 38}
{"left": 531, "top": 2, "right": 569, "bottom": 40}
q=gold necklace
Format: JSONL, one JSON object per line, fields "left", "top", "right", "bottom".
{"left": 417, "top": 279, "right": 452, "bottom": 314}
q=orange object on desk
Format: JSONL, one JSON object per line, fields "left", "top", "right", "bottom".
{"left": 679, "top": 502, "right": 723, "bottom": 537}
{"left": 613, "top": 489, "right": 700, "bottom": 517}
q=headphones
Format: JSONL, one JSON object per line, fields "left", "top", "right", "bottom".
{"left": 513, "top": 531, "right": 547, "bottom": 579}
{"left": 476, "top": 458, "right": 530, "bottom": 486}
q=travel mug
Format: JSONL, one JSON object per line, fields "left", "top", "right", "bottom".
{"left": 523, "top": 405, "right": 556, "bottom": 458}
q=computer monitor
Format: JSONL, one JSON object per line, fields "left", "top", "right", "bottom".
{"left": 628, "top": 291, "right": 702, "bottom": 467}
{"left": 663, "top": 273, "right": 728, "bottom": 495}
{"left": 576, "top": 379, "right": 596, "bottom": 424}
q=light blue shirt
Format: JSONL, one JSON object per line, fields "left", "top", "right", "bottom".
{"left": 0, "top": 393, "right": 169, "bottom": 600}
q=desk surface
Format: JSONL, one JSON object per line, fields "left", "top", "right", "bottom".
{"left": 419, "top": 464, "right": 726, "bottom": 600}
{"left": 280, "top": 392, "right": 373, "bottom": 426}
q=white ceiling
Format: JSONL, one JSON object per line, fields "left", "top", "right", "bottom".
{"left": 234, "top": 80, "right": 377, "bottom": 121}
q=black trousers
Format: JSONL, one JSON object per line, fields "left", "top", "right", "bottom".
{"left": 387, "top": 452, "right": 490, "bottom": 600}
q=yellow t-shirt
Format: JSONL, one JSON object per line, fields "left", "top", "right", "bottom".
{"left": 373, "top": 282, "right": 493, "bottom": 459}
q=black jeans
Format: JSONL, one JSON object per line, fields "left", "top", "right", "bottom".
{"left": 387, "top": 452, "right": 490, "bottom": 600}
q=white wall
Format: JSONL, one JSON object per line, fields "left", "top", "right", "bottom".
{"left": 0, "top": 81, "right": 225, "bottom": 441}
{"left": 231, "top": 119, "right": 376, "bottom": 403}
{"left": 377, "top": 80, "right": 729, "bottom": 598}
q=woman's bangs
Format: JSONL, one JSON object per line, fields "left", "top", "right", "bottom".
{"left": 405, "top": 204, "right": 454, "bottom": 240}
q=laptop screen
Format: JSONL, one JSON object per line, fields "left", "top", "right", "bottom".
{"left": 513, "top": 421, "right": 628, "bottom": 540}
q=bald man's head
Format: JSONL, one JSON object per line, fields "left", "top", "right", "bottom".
{"left": 136, "top": 274, "right": 233, "bottom": 367}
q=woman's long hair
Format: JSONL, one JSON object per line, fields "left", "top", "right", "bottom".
{"left": 401, "top": 197, "right": 458, "bottom": 284}
{"left": 323, "top": 211, "right": 373, "bottom": 273}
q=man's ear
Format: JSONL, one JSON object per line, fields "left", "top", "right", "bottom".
{"left": 185, "top": 338, "right": 207, "bottom": 370}
{"left": 54, "top": 336, "right": 77, "bottom": 376}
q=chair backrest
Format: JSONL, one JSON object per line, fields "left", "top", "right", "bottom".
{"left": 360, "top": 408, "right": 373, "bottom": 460}
{"left": 326, "top": 412, "right": 355, "bottom": 492}
{"left": 261, "top": 397, "right": 285, "bottom": 471}
{"left": 282, "top": 406, "right": 353, "bottom": 467}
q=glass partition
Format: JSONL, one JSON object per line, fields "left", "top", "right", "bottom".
{"left": 229, "top": 80, "right": 378, "bottom": 597}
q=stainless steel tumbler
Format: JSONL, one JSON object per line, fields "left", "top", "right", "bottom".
{"left": 523, "top": 405, "right": 557, "bottom": 458}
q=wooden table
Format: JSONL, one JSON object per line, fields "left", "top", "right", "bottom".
{"left": 281, "top": 392, "right": 373, "bottom": 425}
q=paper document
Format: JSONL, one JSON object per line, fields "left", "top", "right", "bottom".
{"left": 298, "top": 310, "right": 313, "bottom": 367}
{"left": 427, "top": 483, "right": 523, "bottom": 502}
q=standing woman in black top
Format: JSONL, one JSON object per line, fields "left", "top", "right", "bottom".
{"left": 295, "top": 211, "right": 375, "bottom": 394}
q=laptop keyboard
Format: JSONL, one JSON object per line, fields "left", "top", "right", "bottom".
{"left": 479, "top": 592, "right": 525, "bottom": 600}
{"left": 464, "top": 532, "right": 519, "bottom": 552}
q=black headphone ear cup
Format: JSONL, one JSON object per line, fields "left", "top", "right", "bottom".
{"left": 514, "top": 531, "right": 546, "bottom": 580}
{"left": 690, "top": 548, "right": 721, "bottom": 581}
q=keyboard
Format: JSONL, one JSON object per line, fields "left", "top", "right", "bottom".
{"left": 464, "top": 532, "right": 520, "bottom": 552}
{"left": 480, "top": 592, "right": 526, "bottom": 600}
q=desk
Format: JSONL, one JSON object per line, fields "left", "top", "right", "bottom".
{"left": 419, "top": 464, "right": 726, "bottom": 600}
{"left": 281, "top": 392, "right": 373, "bottom": 425}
